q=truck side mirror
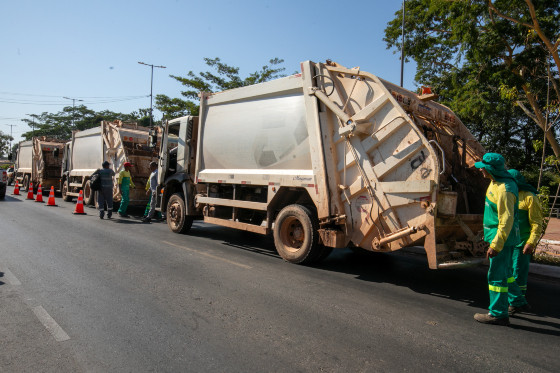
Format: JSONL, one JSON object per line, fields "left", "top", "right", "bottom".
{"left": 148, "top": 129, "right": 157, "bottom": 149}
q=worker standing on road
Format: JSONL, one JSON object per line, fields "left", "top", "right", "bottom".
{"left": 508, "top": 169, "right": 543, "bottom": 315}
{"left": 117, "top": 162, "right": 135, "bottom": 217}
{"left": 95, "top": 161, "right": 115, "bottom": 219}
{"left": 142, "top": 161, "right": 158, "bottom": 223}
{"left": 474, "top": 153, "right": 521, "bottom": 326}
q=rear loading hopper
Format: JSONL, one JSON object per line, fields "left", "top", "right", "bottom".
{"left": 15, "top": 137, "right": 65, "bottom": 192}
{"left": 311, "top": 61, "right": 488, "bottom": 268}
{"left": 63, "top": 120, "right": 159, "bottom": 206}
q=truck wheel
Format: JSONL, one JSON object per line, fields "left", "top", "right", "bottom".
{"left": 23, "top": 175, "right": 30, "bottom": 192}
{"left": 62, "top": 181, "right": 72, "bottom": 202}
{"left": 167, "top": 193, "right": 193, "bottom": 234}
{"left": 273, "top": 204, "right": 320, "bottom": 264}
{"left": 84, "top": 180, "right": 95, "bottom": 206}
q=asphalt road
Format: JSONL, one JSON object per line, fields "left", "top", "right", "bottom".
{"left": 1, "top": 188, "right": 560, "bottom": 372}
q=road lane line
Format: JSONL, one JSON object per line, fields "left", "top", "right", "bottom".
{"left": 32, "top": 306, "right": 71, "bottom": 342}
{"left": 162, "top": 240, "right": 252, "bottom": 269}
{"left": 3, "top": 268, "right": 22, "bottom": 285}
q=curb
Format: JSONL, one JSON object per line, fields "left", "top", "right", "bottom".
{"left": 400, "top": 247, "right": 560, "bottom": 280}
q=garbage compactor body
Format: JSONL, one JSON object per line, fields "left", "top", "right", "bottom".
{"left": 161, "top": 61, "right": 489, "bottom": 269}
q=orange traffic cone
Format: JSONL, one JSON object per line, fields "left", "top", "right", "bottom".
{"left": 12, "top": 180, "right": 20, "bottom": 195}
{"left": 35, "top": 184, "right": 44, "bottom": 203}
{"left": 73, "top": 190, "right": 87, "bottom": 215}
{"left": 26, "top": 182, "right": 34, "bottom": 200}
{"left": 45, "top": 186, "right": 57, "bottom": 207}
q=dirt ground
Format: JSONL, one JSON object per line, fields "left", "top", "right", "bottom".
{"left": 537, "top": 218, "right": 560, "bottom": 258}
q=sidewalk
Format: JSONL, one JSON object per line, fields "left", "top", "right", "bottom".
{"left": 527, "top": 217, "right": 560, "bottom": 279}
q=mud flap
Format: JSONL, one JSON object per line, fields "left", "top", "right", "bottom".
{"left": 423, "top": 215, "right": 438, "bottom": 269}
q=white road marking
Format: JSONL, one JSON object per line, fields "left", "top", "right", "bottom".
{"left": 32, "top": 306, "right": 71, "bottom": 342}
{"left": 163, "top": 240, "right": 252, "bottom": 269}
{"left": 3, "top": 268, "right": 22, "bottom": 285}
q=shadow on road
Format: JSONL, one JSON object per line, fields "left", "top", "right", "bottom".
{"left": 0, "top": 272, "right": 4, "bottom": 286}
{"left": 184, "top": 222, "right": 560, "bottom": 329}
{"left": 1, "top": 195, "right": 23, "bottom": 202}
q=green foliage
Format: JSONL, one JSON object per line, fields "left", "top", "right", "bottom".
{"left": 538, "top": 185, "right": 551, "bottom": 232}
{"left": 384, "top": 0, "right": 560, "bottom": 191}
{"left": 155, "top": 57, "right": 287, "bottom": 120}
{"left": 21, "top": 106, "right": 152, "bottom": 140}
{"left": 0, "top": 130, "right": 14, "bottom": 158}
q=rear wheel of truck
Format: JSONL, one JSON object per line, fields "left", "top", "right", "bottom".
{"left": 273, "top": 204, "right": 321, "bottom": 264}
{"left": 167, "top": 193, "right": 193, "bottom": 234}
{"left": 84, "top": 180, "right": 95, "bottom": 206}
{"left": 62, "top": 181, "right": 72, "bottom": 202}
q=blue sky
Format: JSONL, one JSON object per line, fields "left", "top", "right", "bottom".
{"left": 0, "top": 0, "right": 415, "bottom": 145}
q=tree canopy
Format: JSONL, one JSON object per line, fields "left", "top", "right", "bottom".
{"left": 21, "top": 106, "right": 152, "bottom": 141}
{"left": 0, "top": 131, "right": 14, "bottom": 158}
{"left": 384, "top": 0, "right": 560, "bottom": 188}
{"left": 155, "top": 57, "right": 286, "bottom": 118}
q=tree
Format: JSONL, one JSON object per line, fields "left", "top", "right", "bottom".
{"left": 155, "top": 57, "right": 286, "bottom": 119}
{"left": 21, "top": 106, "right": 151, "bottom": 140}
{"left": 0, "top": 130, "right": 14, "bottom": 158}
{"left": 384, "top": 0, "right": 559, "bottom": 186}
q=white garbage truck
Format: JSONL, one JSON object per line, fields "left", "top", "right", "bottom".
{"left": 60, "top": 120, "right": 159, "bottom": 206}
{"left": 155, "top": 60, "right": 489, "bottom": 269}
{"left": 15, "top": 137, "right": 66, "bottom": 192}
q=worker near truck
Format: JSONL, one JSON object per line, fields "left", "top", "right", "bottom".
{"left": 117, "top": 162, "right": 135, "bottom": 217}
{"left": 507, "top": 169, "right": 543, "bottom": 315}
{"left": 473, "top": 153, "right": 523, "bottom": 326}
{"left": 141, "top": 162, "right": 158, "bottom": 223}
{"left": 95, "top": 161, "right": 115, "bottom": 219}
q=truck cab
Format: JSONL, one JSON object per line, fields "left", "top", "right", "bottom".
{"left": 155, "top": 116, "right": 198, "bottom": 230}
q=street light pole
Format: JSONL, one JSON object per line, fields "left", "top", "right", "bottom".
{"left": 138, "top": 61, "right": 166, "bottom": 128}
{"left": 63, "top": 96, "right": 84, "bottom": 129}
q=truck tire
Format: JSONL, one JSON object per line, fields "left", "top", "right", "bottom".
{"left": 84, "top": 180, "right": 95, "bottom": 206}
{"left": 23, "top": 175, "right": 30, "bottom": 192}
{"left": 62, "top": 181, "right": 72, "bottom": 202}
{"left": 273, "top": 204, "right": 321, "bottom": 264}
{"left": 167, "top": 193, "right": 193, "bottom": 234}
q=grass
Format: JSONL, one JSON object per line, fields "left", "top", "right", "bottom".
{"left": 533, "top": 253, "right": 560, "bottom": 266}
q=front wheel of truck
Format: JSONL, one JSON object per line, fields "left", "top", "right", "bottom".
{"left": 167, "top": 193, "right": 193, "bottom": 234}
{"left": 84, "top": 180, "right": 95, "bottom": 206}
{"left": 273, "top": 204, "right": 321, "bottom": 264}
{"left": 23, "top": 175, "right": 30, "bottom": 192}
{"left": 62, "top": 181, "right": 72, "bottom": 202}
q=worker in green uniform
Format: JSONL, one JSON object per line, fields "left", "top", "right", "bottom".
{"left": 508, "top": 169, "right": 543, "bottom": 315}
{"left": 117, "top": 162, "right": 135, "bottom": 217}
{"left": 474, "top": 153, "right": 522, "bottom": 326}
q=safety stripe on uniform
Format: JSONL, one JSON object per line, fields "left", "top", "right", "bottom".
{"left": 507, "top": 277, "right": 516, "bottom": 283}
{"left": 519, "top": 285, "right": 527, "bottom": 289}
{"left": 489, "top": 285, "right": 508, "bottom": 293}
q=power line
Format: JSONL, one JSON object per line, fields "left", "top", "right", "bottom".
{"left": 0, "top": 91, "right": 149, "bottom": 99}
{"left": 0, "top": 96, "right": 149, "bottom": 105}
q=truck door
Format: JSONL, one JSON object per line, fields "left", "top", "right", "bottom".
{"left": 155, "top": 121, "right": 169, "bottom": 210}
{"left": 157, "top": 120, "right": 169, "bottom": 185}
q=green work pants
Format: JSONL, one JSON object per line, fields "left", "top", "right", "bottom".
{"left": 488, "top": 244, "right": 525, "bottom": 318}
{"left": 511, "top": 241, "right": 531, "bottom": 298}
{"left": 118, "top": 186, "right": 130, "bottom": 214}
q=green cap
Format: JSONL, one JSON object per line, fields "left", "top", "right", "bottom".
{"left": 474, "top": 153, "right": 505, "bottom": 171}
{"left": 475, "top": 153, "right": 517, "bottom": 192}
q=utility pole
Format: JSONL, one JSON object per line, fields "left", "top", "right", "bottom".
{"left": 400, "top": 0, "right": 406, "bottom": 87}
{"left": 63, "top": 96, "right": 84, "bottom": 129}
{"left": 138, "top": 61, "right": 166, "bottom": 128}
{"left": 4, "top": 124, "right": 15, "bottom": 153}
